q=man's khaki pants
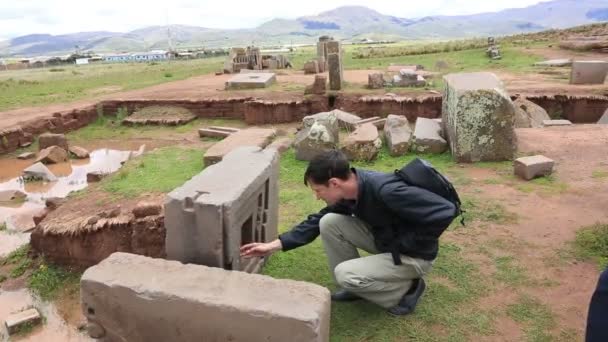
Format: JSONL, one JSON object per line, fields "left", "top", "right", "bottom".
{"left": 319, "top": 213, "right": 433, "bottom": 309}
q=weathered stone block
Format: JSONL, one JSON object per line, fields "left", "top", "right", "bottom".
{"left": 5, "top": 308, "right": 41, "bottom": 335}
{"left": 570, "top": 60, "right": 608, "bottom": 85}
{"left": 413, "top": 118, "right": 447, "bottom": 154}
{"left": 265, "top": 137, "right": 293, "bottom": 154}
{"left": 203, "top": 128, "right": 276, "bottom": 166}
{"left": 225, "top": 73, "right": 276, "bottom": 90}
{"left": 22, "top": 162, "right": 57, "bottom": 182}
{"left": 304, "top": 60, "right": 320, "bottom": 74}
{"left": 302, "top": 112, "right": 339, "bottom": 142}
{"left": 384, "top": 114, "right": 412, "bottom": 156}
{"left": 326, "top": 41, "right": 341, "bottom": 54}
{"left": 305, "top": 75, "right": 327, "bottom": 95}
{"left": 332, "top": 109, "right": 361, "bottom": 131}
{"left": 166, "top": 146, "right": 279, "bottom": 273}
{"left": 36, "top": 146, "right": 68, "bottom": 164}
{"left": 341, "top": 123, "right": 382, "bottom": 161}
{"left": 294, "top": 121, "right": 339, "bottom": 161}
{"left": 38, "top": 133, "right": 68, "bottom": 150}
{"left": 81, "top": 253, "right": 330, "bottom": 342}
{"left": 514, "top": 155, "right": 554, "bottom": 180}
{"left": 542, "top": 119, "right": 572, "bottom": 127}
{"left": 69, "top": 146, "right": 90, "bottom": 159}
{"left": 599, "top": 108, "right": 608, "bottom": 125}
{"left": 328, "top": 53, "right": 343, "bottom": 91}
{"left": 513, "top": 98, "right": 550, "bottom": 128}
{"left": 17, "top": 152, "right": 36, "bottom": 160}
{"left": 442, "top": 72, "right": 515, "bottom": 162}
{"left": 368, "top": 73, "right": 385, "bottom": 89}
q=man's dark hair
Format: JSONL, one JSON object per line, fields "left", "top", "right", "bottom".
{"left": 304, "top": 150, "right": 351, "bottom": 186}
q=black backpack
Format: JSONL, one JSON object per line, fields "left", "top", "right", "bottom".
{"left": 394, "top": 158, "right": 465, "bottom": 225}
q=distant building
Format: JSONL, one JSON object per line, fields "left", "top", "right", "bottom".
{"left": 75, "top": 58, "right": 89, "bottom": 65}
{"left": 103, "top": 50, "right": 170, "bottom": 63}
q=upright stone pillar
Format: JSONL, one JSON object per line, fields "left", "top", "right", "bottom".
{"left": 442, "top": 72, "right": 515, "bottom": 162}
{"left": 327, "top": 41, "right": 343, "bottom": 91}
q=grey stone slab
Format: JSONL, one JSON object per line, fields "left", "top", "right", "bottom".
{"left": 368, "top": 73, "right": 385, "bottom": 89}
{"left": 384, "top": 114, "right": 412, "bottom": 156}
{"left": 225, "top": 73, "right": 276, "bottom": 90}
{"left": 5, "top": 308, "right": 41, "bottom": 335}
{"left": 198, "top": 128, "right": 232, "bottom": 138}
{"left": 38, "top": 133, "right": 68, "bottom": 151}
{"left": 294, "top": 121, "right": 339, "bottom": 161}
{"left": 81, "top": 252, "right": 330, "bottom": 342}
{"left": 513, "top": 98, "right": 551, "bottom": 128}
{"left": 328, "top": 53, "right": 343, "bottom": 91}
{"left": 22, "top": 162, "right": 57, "bottom": 182}
{"left": 442, "top": 72, "right": 515, "bottom": 162}
{"left": 341, "top": 123, "right": 382, "bottom": 161}
{"left": 166, "top": 146, "right": 279, "bottom": 273}
{"left": 203, "top": 128, "right": 276, "bottom": 166}
{"left": 302, "top": 112, "right": 339, "bottom": 142}
{"left": 533, "top": 59, "right": 572, "bottom": 67}
{"left": 514, "top": 155, "right": 554, "bottom": 180}
{"left": 570, "top": 60, "right": 608, "bottom": 85}
{"left": 542, "top": 119, "right": 572, "bottom": 127}
{"left": 413, "top": 118, "right": 447, "bottom": 154}
{"left": 332, "top": 109, "right": 361, "bottom": 131}
{"left": 597, "top": 108, "right": 608, "bottom": 124}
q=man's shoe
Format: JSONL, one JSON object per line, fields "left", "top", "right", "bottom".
{"left": 387, "top": 278, "right": 426, "bottom": 316}
{"left": 331, "top": 289, "right": 362, "bottom": 302}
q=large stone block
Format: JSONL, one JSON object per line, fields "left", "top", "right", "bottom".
{"left": 413, "top": 118, "right": 447, "bottom": 154}
{"left": 305, "top": 75, "right": 327, "bottom": 95}
{"left": 332, "top": 109, "right": 361, "bottom": 131}
{"left": 304, "top": 60, "right": 320, "bottom": 74}
{"left": 38, "top": 133, "right": 68, "bottom": 150}
{"left": 326, "top": 41, "right": 341, "bottom": 54}
{"left": 513, "top": 98, "right": 550, "bottom": 128}
{"left": 384, "top": 114, "right": 412, "bottom": 156}
{"left": 570, "top": 60, "right": 608, "bottom": 85}
{"left": 35, "top": 146, "right": 68, "bottom": 164}
{"left": 81, "top": 252, "right": 331, "bottom": 342}
{"left": 368, "top": 73, "right": 385, "bottom": 89}
{"left": 328, "top": 53, "right": 343, "bottom": 91}
{"left": 166, "top": 146, "right": 279, "bottom": 273}
{"left": 225, "top": 73, "right": 276, "bottom": 90}
{"left": 599, "top": 108, "right": 608, "bottom": 125}
{"left": 341, "top": 123, "right": 382, "bottom": 161}
{"left": 442, "top": 72, "right": 515, "bottom": 162}
{"left": 294, "top": 121, "right": 339, "bottom": 161}
{"left": 514, "top": 155, "right": 554, "bottom": 180}
{"left": 302, "top": 111, "right": 339, "bottom": 141}
{"left": 203, "top": 128, "right": 276, "bottom": 166}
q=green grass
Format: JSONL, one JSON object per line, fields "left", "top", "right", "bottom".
{"left": 0, "top": 222, "right": 6, "bottom": 231}
{"left": 507, "top": 295, "right": 556, "bottom": 342}
{"left": 573, "top": 223, "right": 608, "bottom": 269}
{"left": 29, "top": 263, "right": 81, "bottom": 301}
{"left": 494, "top": 256, "right": 530, "bottom": 286}
{"left": 101, "top": 146, "right": 204, "bottom": 197}
{"left": 459, "top": 197, "right": 518, "bottom": 226}
{"left": 1, "top": 245, "right": 32, "bottom": 278}
{"left": 265, "top": 149, "right": 497, "bottom": 341}
{"left": 514, "top": 175, "right": 568, "bottom": 195}
{"left": 0, "top": 58, "right": 224, "bottom": 111}
{"left": 592, "top": 170, "right": 608, "bottom": 179}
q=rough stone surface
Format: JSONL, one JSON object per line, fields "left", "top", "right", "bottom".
{"left": 225, "top": 73, "right": 276, "bottom": 90}
{"left": 36, "top": 146, "right": 68, "bottom": 164}
{"left": 328, "top": 53, "right": 343, "bottom": 91}
{"left": 17, "top": 152, "right": 36, "bottom": 160}
{"left": 341, "top": 123, "right": 382, "bottom": 161}
{"left": 5, "top": 308, "right": 42, "bottom": 335}
{"left": 203, "top": 128, "right": 276, "bottom": 167}
{"left": 533, "top": 59, "right": 572, "bottom": 67}
{"left": 22, "top": 162, "right": 57, "bottom": 182}
{"left": 599, "top": 108, "right": 608, "bottom": 124}
{"left": 332, "top": 109, "right": 362, "bottom": 131}
{"left": 305, "top": 75, "right": 327, "bottom": 95}
{"left": 166, "top": 146, "right": 279, "bottom": 273}
{"left": 69, "top": 146, "right": 90, "bottom": 159}
{"left": 413, "top": 118, "right": 448, "bottom": 154}
{"left": 81, "top": 253, "right": 330, "bottom": 342}
{"left": 543, "top": 119, "right": 573, "bottom": 127}
{"left": 87, "top": 171, "right": 108, "bottom": 183}
{"left": 38, "top": 133, "right": 68, "bottom": 150}
{"left": 514, "top": 155, "right": 555, "bottom": 180}
{"left": 442, "top": 72, "right": 515, "bottom": 162}
{"left": 570, "top": 60, "right": 608, "bottom": 84}
{"left": 304, "top": 60, "right": 320, "bottom": 74}
{"left": 132, "top": 202, "right": 162, "bottom": 218}
{"left": 356, "top": 117, "right": 387, "bottom": 130}
{"left": 294, "top": 118, "right": 339, "bottom": 161}
{"left": 384, "top": 114, "right": 412, "bottom": 156}
{"left": 513, "top": 98, "right": 551, "bottom": 128}
{"left": 302, "top": 112, "right": 339, "bottom": 142}
{"left": 198, "top": 128, "right": 233, "bottom": 138}
{"left": 368, "top": 73, "right": 385, "bottom": 89}
{"left": 0, "top": 189, "right": 26, "bottom": 202}
{"left": 266, "top": 137, "right": 293, "bottom": 154}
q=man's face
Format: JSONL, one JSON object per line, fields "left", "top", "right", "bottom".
{"left": 309, "top": 178, "right": 343, "bottom": 205}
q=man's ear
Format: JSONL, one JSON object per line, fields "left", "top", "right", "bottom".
{"left": 328, "top": 178, "right": 340, "bottom": 188}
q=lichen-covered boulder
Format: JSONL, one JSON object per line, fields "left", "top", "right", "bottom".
{"left": 442, "top": 72, "right": 515, "bottom": 162}
{"left": 294, "top": 121, "right": 339, "bottom": 161}
{"left": 302, "top": 112, "right": 339, "bottom": 142}
{"left": 341, "top": 123, "right": 382, "bottom": 161}
{"left": 384, "top": 115, "right": 412, "bottom": 156}
{"left": 413, "top": 118, "right": 447, "bottom": 154}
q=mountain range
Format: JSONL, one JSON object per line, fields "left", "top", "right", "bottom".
{"left": 1, "top": 0, "right": 607, "bottom": 57}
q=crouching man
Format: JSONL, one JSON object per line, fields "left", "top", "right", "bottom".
{"left": 240, "top": 150, "right": 457, "bottom": 315}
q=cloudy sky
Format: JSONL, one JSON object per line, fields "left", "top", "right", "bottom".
{"left": 0, "top": 0, "right": 549, "bottom": 41}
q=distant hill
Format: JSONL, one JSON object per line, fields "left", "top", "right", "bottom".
{"left": 1, "top": 0, "right": 607, "bottom": 56}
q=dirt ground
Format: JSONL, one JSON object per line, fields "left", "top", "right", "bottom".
{"left": 1, "top": 46, "right": 607, "bottom": 131}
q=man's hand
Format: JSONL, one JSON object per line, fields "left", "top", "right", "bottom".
{"left": 240, "top": 239, "right": 283, "bottom": 258}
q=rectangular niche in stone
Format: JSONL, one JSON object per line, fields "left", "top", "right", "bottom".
{"left": 164, "top": 146, "right": 279, "bottom": 273}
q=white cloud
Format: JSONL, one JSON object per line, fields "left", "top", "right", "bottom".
{"left": 0, "top": 0, "right": 548, "bottom": 40}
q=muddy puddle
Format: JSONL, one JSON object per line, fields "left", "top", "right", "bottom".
{"left": 0, "top": 288, "right": 92, "bottom": 341}
{"left": 0, "top": 148, "right": 134, "bottom": 232}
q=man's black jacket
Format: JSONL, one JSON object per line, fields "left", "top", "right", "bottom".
{"left": 278, "top": 168, "right": 457, "bottom": 263}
